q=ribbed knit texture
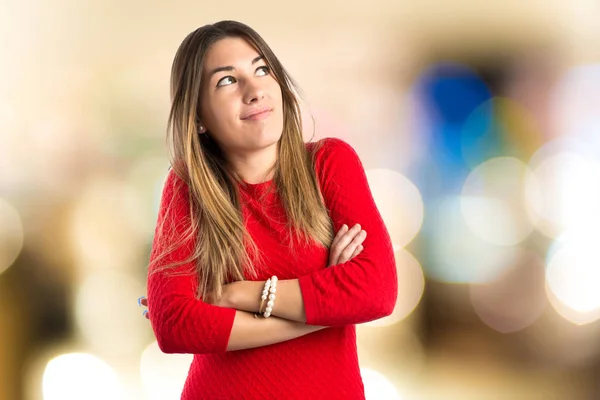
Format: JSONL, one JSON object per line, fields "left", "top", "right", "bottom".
{"left": 147, "top": 138, "right": 398, "bottom": 399}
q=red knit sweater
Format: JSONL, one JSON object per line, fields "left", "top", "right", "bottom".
{"left": 147, "top": 138, "right": 398, "bottom": 400}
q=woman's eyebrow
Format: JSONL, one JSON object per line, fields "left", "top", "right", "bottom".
{"left": 208, "top": 56, "right": 264, "bottom": 78}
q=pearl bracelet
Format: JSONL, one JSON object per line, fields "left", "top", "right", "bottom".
{"left": 255, "top": 278, "right": 272, "bottom": 318}
{"left": 254, "top": 276, "right": 278, "bottom": 318}
{"left": 263, "top": 276, "right": 277, "bottom": 318}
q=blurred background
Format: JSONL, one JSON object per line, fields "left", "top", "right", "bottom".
{"left": 1, "top": 1, "right": 600, "bottom": 399}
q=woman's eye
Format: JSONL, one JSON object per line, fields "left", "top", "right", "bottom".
{"left": 256, "top": 66, "right": 270, "bottom": 76}
{"left": 217, "top": 76, "right": 236, "bottom": 87}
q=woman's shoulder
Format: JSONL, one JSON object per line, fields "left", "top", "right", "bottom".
{"left": 161, "top": 164, "right": 191, "bottom": 199}
{"left": 306, "top": 137, "right": 360, "bottom": 167}
{"left": 163, "top": 166, "right": 182, "bottom": 186}
{"left": 306, "top": 136, "right": 355, "bottom": 156}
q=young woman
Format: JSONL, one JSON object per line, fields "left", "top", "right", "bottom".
{"left": 139, "top": 20, "right": 398, "bottom": 399}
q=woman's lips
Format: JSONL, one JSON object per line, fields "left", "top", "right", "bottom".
{"left": 241, "top": 108, "right": 272, "bottom": 121}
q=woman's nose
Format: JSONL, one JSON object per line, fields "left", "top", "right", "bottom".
{"left": 242, "top": 80, "right": 265, "bottom": 104}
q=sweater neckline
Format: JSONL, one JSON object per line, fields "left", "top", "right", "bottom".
{"left": 239, "top": 179, "right": 275, "bottom": 197}
{"left": 242, "top": 179, "right": 273, "bottom": 187}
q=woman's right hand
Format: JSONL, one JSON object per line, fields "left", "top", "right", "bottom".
{"left": 328, "top": 224, "right": 366, "bottom": 267}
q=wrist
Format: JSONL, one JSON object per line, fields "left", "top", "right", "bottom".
{"left": 249, "top": 280, "right": 265, "bottom": 313}
{"left": 225, "top": 280, "right": 264, "bottom": 312}
{"left": 218, "top": 285, "right": 236, "bottom": 308}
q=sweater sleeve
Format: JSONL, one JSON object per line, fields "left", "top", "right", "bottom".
{"left": 146, "top": 169, "right": 236, "bottom": 354}
{"left": 298, "top": 138, "right": 398, "bottom": 326}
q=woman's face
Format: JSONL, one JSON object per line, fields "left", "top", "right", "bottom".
{"left": 199, "top": 37, "right": 284, "bottom": 158}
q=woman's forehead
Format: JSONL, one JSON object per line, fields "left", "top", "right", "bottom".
{"left": 203, "top": 37, "right": 261, "bottom": 71}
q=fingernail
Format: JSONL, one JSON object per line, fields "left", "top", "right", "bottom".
{"left": 137, "top": 296, "right": 145, "bottom": 306}
{"left": 355, "top": 224, "right": 361, "bottom": 230}
{"left": 143, "top": 310, "right": 148, "bottom": 318}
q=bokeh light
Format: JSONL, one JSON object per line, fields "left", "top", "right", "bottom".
{"left": 0, "top": 96, "right": 21, "bottom": 190}
{"left": 416, "top": 63, "right": 492, "bottom": 127}
{"left": 461, "top": 97, "right": 543, "bottom": 168}
{"left": 470, "top": 249, "right": 547, "bottom": 333}
{"left": 366, "top": 168, "right": 424, "bottom": 249}
{"left": 42, "top": 353, "right": 123, "bottom": 400}
{"left": 124, "top": 157, "right": 170, "bottom": 237}
{"left": 75, "top": 270, "right": 148, "bottom": 357}
{"left": 460, "top": 157, "right": 538, "bottom": 246}
{"left": 489, "top": 97, "right": 545, "bottom": 159}
{"left": 552, "top": 64, "right": 600, "bottom": 158}
{"left": 425, "top": 196, "right": 518, "bottom": 283}
{"left": 526, "top": 150, "right": 600, "bottom": 238}
{"left": 140, "top": 341, "right": 193, "bottom": 400}
{"left": 361, "top": 368, "right": 402, "bottom": 400}
{"left": 411, "top": 62, "right": 492, "bottom": 189}
{"left": 459, "top": 99, "right": 504, "bottom": 166}
{"left": 546, "top": 286, "right": 600, "bottom": 327}
{"left": 545, "top": 233, "right": 600, "bottom": 325}
{"left": 525, "top": 299, "right": 600, "bottom": 368}
{"left": 0, "top": 197, "right": 24, "bottom": 276}
{"left": 68, "top": 177, "right": 147, "bottom": 273}
{"left": 367, "top": 248, "right": 424, "bottom": 327}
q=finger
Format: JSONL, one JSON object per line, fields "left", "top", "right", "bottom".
{"left": 338, "top": 230, "right": 367, "bottom": 264}
{"left": 137, "top": 296, "right": 146, "bottom": 307}
{"left": 329, "top": 224, "right": 349, "bottom": 266}
{"left": 358, "top": 230, "right": 367, "bottom": 244}
{"left": 342, "top": 230, "right": 366, "bottom": 256}
{"left": 331, "top": 224, "right": 362, "bottom": 265}
{"left": 330, "top": 224, "right": 348, "bottom": 249}
{"left": 350, "top": 245, "right": 363, "bottom": 259}
{"left": 141, "top": 298, "right": 148, "bottom": 307}
{"left": 143, "top": 310, "right": 149, "bottom": 319}
{"left": 350, "top": 230, "right": 367, "bottom": 245}
{"left": 330, "top": 224, "right": 361, "bottom": 265}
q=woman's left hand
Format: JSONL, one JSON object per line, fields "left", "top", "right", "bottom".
{"left": 138, "top": 296, "right": 150, "bottom": 319}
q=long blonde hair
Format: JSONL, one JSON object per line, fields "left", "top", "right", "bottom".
{"left": 150, "top": 21, "right": 334, "bottom": 301}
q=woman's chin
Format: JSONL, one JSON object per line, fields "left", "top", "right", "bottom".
{"left": 252, "top": 128, "right": 283, "bottom": 148}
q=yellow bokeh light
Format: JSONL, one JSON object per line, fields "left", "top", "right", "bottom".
{"left": 125, "top": 157, "right": 170, "bottom": 237}
{"left": 546, "top": 285, "right": 600, "bottom": 326}
{"left": 366, "top": 168, "right": 424, "bottom": 249}
{"left": 42, "top": 353, "right": 123, "bottom": 400}
{"left": 461, "top": 97, "right": 544, "bottom": 168}
{"left": 545, "top": 234, "right": 600, "bottom": 325}
{"left": 367, "top": 248, "right": 424, "bottom": 327}
{"left": 68, "top": 176, "right": 146, "bottom": 273}
{"left": 361, "top": 368, "right": 402, "bottom": 400}
{"left": 461, "top": 157, "right": 539, "bottom": 246}
{"left": 75, "top": 270, "right": 148, "bottom": 357}
{"left": 0, "top": 197, "right": 24, "bottom": 276}
{"left": 140, "top": 341, "right": 193, "bottom": 400}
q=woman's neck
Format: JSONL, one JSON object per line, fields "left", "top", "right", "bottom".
{"left": 226, "top": 144, "right": 278, "bottom": 184}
